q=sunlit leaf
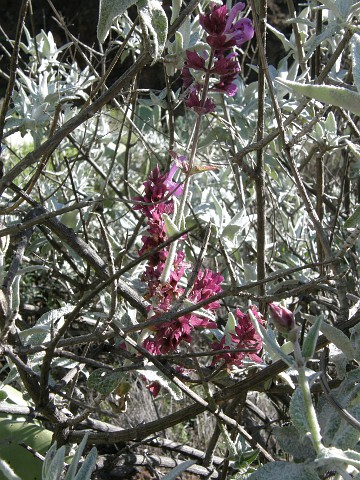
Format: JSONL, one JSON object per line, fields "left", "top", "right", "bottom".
{"left": 276, "top": 78, "right": 360, "bottom": 116}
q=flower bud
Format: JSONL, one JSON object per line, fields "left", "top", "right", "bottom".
{"left": 268, "top": 302, "right": 296, "bottom": 335}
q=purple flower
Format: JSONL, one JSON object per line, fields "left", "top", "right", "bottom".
{"left": 268, "top": 302, "right": 296, "bottom": 335}
{"left": 212, "top": 306, "right": 263, "bottom": 368}
{"left": 185, "top": 50, "right": 207, "bottom": 71}
{"left": 163, "top": 162, "right": 184, "bottom": 196}
{"left": 185, "top": 88, "right": 216, "bottom": 114}
{"left": 189, "top": 268, "right": 224, "bottom": 310}
{"left": 200, "top": 2, "right": 254, "bottom": 51}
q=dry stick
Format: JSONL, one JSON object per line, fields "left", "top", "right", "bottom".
{"left": 316, "top": 155, "right": 324, "bottom": 274}
{"left": 250, "top": 2, "right": 351, "bottom": 323}
{"left": 253, "top": 0, "right": 267, "bottom": 311}
{"left": 68, "top": 310, "right": 360, "bottom": 446}
{"left": 0, "top": 0, "right": 29, "bottom": 157}
{"left": 286, "top": 0, "right": 307, "bottom": 76}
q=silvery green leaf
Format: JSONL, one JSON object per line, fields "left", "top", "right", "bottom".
{"left": 162, "top": 213, "right": 180, "bottom": 237}
{"left": 324, "top": 111, "right": 337, "bottom": 135}
{"left": 65, "top": 433, "right": 89, "bottom": 480}
{"left": 42, "top": 442, "right": 58, "bottom": 480}
{"left": 346, "top": 138, "right": 360, "bottom": 161}
{"left": 273, "top": 425, "right": 316, "bottom": 462}
{"left": 344, "top": 205, "right": 360, "bottom": 228}
{"left": 73, "top": 447, "right": 97, "bottom": 480}
{"left": 19, "top": 305, "right": 73, "bottom": 345}
{"left": 248, "top": 311, "right": 293, "bottom": 366}
{"left": 304, "top": 21, "right": 339, "bottom": 61}
{"left": 137, "top": 0, "right": 168, "bottom": 63}
{"left": 247, "top": 461, "right": 320, "bottom": 479}
{"left": 318, "top": 369, "right": 360, "bottom": 449}
{"left": 44, "top": 445, "right": 66, "bottom": 480}
{"left": 306, "top": 315, "right": 355, "bottom": 361}
{"left": 224, "top": 312, "right": 237, "bottom": 336}
{"left": 161, "top": 461, "right": 196, "bottom": 480}
{"left": 170, "top": 0, "right": 182, "bottom": 25}
{"left": 0, "top": 459, "right": 22, "bottom": 480}
{"left": 289, "top": 387, "right": 310, "bottom": 437}
{"left": 87, "top": 369, "right": 125, "bottom": 395}
{"left": 97, "top": 0, "right": 136, "bottom": 43}
{"left": 352, "top": 34, "right": 360, "bottom": 92}
{"left": 276, "top": 78, "right": 360, "bottom": 116}
{"left": 266, "top": 23, "right": 293, "bottom": 52}
{"left": 302, "top": 316, "right": 322, "bottom": 359}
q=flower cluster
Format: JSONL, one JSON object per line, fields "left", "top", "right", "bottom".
{"left": 182, "top": 2, "right": 254, "bottom": 111}
{"left": 211, "top": 306, "right": 263, "bottom": 367}
{"left": 135, "top": 164, "right": 224, "bottom": 355}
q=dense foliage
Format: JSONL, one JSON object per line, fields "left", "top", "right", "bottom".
{"left": 0, "top": 0, "right": 360, "bottom": 478}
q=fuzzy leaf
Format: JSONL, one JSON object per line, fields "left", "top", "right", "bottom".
{"left": 276, "top": 78, "right": 360, "bottom": 117}
{"left": 248, "top": 310, "right": 294, "bottom": 366}
{"left": 42, "top": 442, "right": 58, "bottom": 480}
{"left": 302, "top": 316, "right": 322, "bottom": 359}
{"left": 0, "top": 459, "right": 22, "bottom": 480}
{"left": 137, "top": 0, "right": 168, "bottom": 63}
{"left": 97, "top": 0, "right": 136, "bottom": 43}
{"left": 44, "top": 445, "right": 66, "bottom": 480}
{"left": 289, "top": 387, "right": 310, "bottom": 437}
{"left": 273, "top": 426, "right": 316, "bottom": 462}
{"left": 162, "top": 213, "right": 180, "bottom": 237}
{"left": 65, "top": 433, "right": 89, "bottom": 480}
{"left": 352, "top": 34, "right": 360, "bottom": 92}
{"left": 247, "top": 461, "right": 320, "bottom": 479}
{"left": 73, "top": 447, "right": 97, "bottom": 480}
{"left": 305, "top": 315, "right": 355, "bottom": 361}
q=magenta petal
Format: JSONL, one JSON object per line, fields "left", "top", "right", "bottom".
{"left": 225, "top": 2, "right": 245, "bottom": 31}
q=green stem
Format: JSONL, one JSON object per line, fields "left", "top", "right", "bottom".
{"left": 160, "top": 50, "right": 215, "bottom": 284}
{"left": 293, "top": 336, "right": 323, "bottom": 454}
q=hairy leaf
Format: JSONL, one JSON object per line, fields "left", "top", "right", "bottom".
{"left": 137, "top": 0, "right": 168, "bottom": 63}
{"left": 97, "top": 0, "right": 136, "bottom": 43}
{"left": 352, "top": 34, "right": 360, "bottom": 92}
{"left": 276, "top": 78, "right": 360, "bottom": 117}
{"left": 247, "top": 461, "right": 320, "bottom": 479}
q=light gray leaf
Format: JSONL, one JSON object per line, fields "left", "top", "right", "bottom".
{"left": 289, "top": 387, "right": 310, "bottom": 437}
{"left": 276, "top": 78, "right": 360, "bottom": 117}
{"left": 137, "top": 0, "right": 168, "bottom": 63}
{"left": 352, "top": 34, "right": 360, "bottom": 92}
{"left": 97, "top": 0, "right": 136, "bottom": 43}
{"left": 73, "top": 447, "right": 97, "bottom": 480}
{"left": 273, "top": 425, "right": 316, "bottom": 462}
{"left": 247, "top": 461, "right": 320, "bottom": 479}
